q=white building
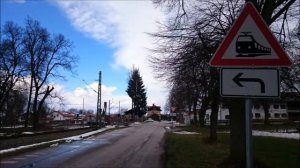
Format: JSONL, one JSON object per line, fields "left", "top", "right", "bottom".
{"left": 177, "top": 93, "right": 300, "bottom": 125}
{"left": 50, "top": 111, "right": 75, "bottom": 121}
{"left": 205, "top": 102, "right": 290, "bottom": 124}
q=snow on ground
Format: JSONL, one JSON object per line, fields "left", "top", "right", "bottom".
{"left": 63, "top": 125, "right": 115, "bottom": 142}
{"left": 0, "top": 139, "right": 63, "bottom": 155}
{"left": 21, "top": 132, "right": 34, "bottom": 135}
{"left": 253, "top": 130, "right": 300, "bottom": 140}
{"left": 173, "top": 131, "right": 199, "bottom": 135}
{"left": 0, "top": 126, "right": 115, "bottom": 155}
{"left": 218, "top": 130, "right": 299, "bottom": 140}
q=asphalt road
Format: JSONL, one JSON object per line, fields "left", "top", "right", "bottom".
{"left": 0, "top": 121, "right": 167, "bottom": 168}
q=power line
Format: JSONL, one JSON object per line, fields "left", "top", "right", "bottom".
{"left": 82, "top": 79, "right": 98, "bottom": 94}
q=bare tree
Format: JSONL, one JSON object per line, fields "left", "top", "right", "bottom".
{"left": 19, "top": 18, "right": 77, "bottom": 129}
{"left": 150, "top": 0, "right": 245, "bottom": 143}
{"left": 151, "top": 0, "right": 299, "bottom": 166}
{"left": 0, "top": 22, "right": 26, "bottom": 125}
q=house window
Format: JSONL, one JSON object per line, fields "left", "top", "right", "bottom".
{"left": 273, "top": 104, "right": 279, "bottom": 109}
{"left": 274, "top": 113, "right": 280, "bottom": 118}
{"left": 254, "top": 104, "right": 260, "bottom": 109}
{"left": 255, "top": 113, "right": 261, "bottom": 118}
{"left": 281, "top": 113, "right": 287, "bottom": 118}
{"left": 225, "top": 115, "right": 230, "bottom": 119}
{"left": 280, "top": 104, "right": 286, "bottom": 109}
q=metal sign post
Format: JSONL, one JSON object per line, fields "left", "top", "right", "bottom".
{"left": 245, "top": 98, "right": 253, "bottom": 168}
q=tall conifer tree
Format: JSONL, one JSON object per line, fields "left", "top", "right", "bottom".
{"left": 126, "top": 68, "right": 147, "bottom": 119}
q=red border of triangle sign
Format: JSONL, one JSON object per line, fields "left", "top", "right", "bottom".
{"left": 209, "top": 2, "right": 292, "bottom": 67}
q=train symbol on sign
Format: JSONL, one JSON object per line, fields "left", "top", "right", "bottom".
{"left": 236, "top": 32, "right": 271, "bottom": 57}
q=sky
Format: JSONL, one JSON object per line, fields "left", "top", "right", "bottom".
{"left": 1, "top": 0, "right": 168, "bottom": 113}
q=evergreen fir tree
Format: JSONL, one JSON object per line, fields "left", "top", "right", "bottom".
{"left": 126, "top": 68, "right": 147, "bottom": 119}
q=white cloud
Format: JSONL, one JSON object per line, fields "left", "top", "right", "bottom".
{"left": 55, "top": 1, "right": 168, "bottom": 111}
{"left": 48, "top": 82, "right": 132, "bottom": 113}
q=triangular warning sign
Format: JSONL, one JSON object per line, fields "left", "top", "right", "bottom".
{"left": 209, "top": 2, "right": 292, "bottom": 67}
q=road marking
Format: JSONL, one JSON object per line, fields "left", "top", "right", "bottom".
{"left": 14, "top": 157, "right": 26, "bottom": 160}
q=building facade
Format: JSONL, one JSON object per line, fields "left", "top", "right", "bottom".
{"left": 204, "top": 93, "right": 300, "bottom": 124}
{"left": 146, "top": 104, "right": 162, "bottom": 121}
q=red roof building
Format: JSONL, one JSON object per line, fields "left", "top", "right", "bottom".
{"left": 146, "top": 104, "right": 162, "bottom": 121}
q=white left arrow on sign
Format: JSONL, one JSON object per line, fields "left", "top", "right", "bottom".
{"left": 221, "top": 68, "right": 279, "bottom": 98}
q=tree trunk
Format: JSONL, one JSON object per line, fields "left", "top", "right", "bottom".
{"left": 209, "top": 83, "right": 220, "bottom": 142}
{"left": 228, "top": 98, "right": 246, "bottom": 166}
{"left": 210, "top": 96, "right": 219, "bottom": 142}
{"left": 24, "top": 76, "right": 33, "bottom": 128}
{"left": 199, "top": 96, "right": 208, "bottom": 127}
{"left": 32, "top": 88, "right": 39, "bottom": 130}
{"left": 193, "top": 99, "right": 198, "bottom": 125}
{"left": 188, "top": 103, "right": 193, "bottom": 124}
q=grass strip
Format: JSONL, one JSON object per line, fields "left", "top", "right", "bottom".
{"left": 164, "top": 126, "right": 300, "bottom": 168}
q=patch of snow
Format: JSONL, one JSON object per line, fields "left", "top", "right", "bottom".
{"left": 64, "top": 126, "right": 115, "bottom": 141}
{"left": 65, "top": 139, "right": 73, "bottom": 143}
{"left": 253, "top": 130, "right": 300, "bottom": 140}
{"left": 22, "top": 132, "right": 34, "bottom": 135}
{"left": 0, "top": 139, "right": 62, "bottom": 155}
{"left": 173, "top": 131, "right": 199, "bottom": 135}
{"left": 1, "top": 125, "right": 31, "bottom": 128}
{"left": 0, "top": 126, "right": 116, "bottom": 155}
{"left": 218, "top": 130, "right": 299, "bottom": 140}
{"left": 50, "top": 143, "right": 59, "bottom": 147}
{"left": 217, "top": 131, "right": 230, "bottom": 134}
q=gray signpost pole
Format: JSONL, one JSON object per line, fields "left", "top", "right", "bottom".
{"left": 245, "top": 98, "right": 253, "bottom": 168}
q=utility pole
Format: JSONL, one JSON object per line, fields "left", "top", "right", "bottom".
{"left": 108, "top": 100, "right": 111, "bottom": 125}
{"left": 119, "top": 101, "right": 120, "bottom": 114}
{"left": 118, "top": 101, "right": 121, "bottom": 126}
{"left": 83, "top": 97, "right": 84, "bottom": 113}
{"left": 96, "top": 71, "right": 102, "bottom": 128}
